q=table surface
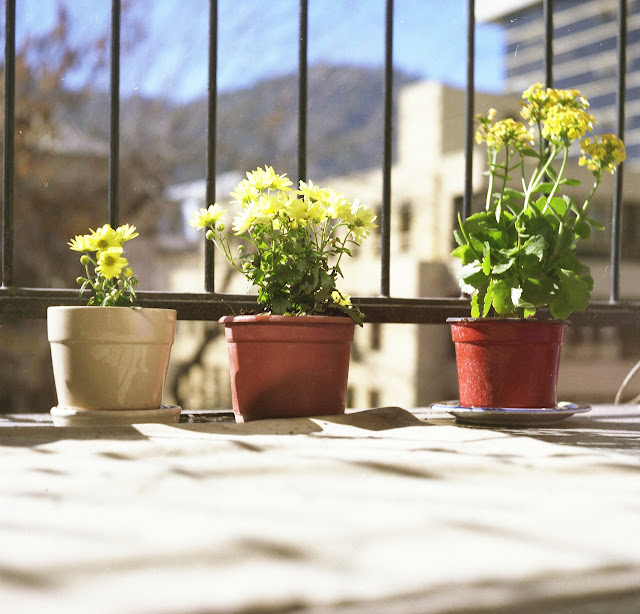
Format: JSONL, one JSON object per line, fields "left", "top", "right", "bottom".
{"left": 2, "top": 404, "right": 640, "bottom": 614}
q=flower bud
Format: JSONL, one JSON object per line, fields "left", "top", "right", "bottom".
{"left": 216, "top": 223, "right": 225, "bottom": 232}
{"left": 242, "top": 262, "right": 251, "bottom": 271}
{"left": 75, "top": 277, "right": 84, "bottom": 285}
{"left": 237, "top": 244, "right": 244, "bottom": 253}
{"left": 123, "top": 267, "right": 134, "bottom": 278}
{"left": 80, "top": 255, "right": 91, "bottom": 266}
{"left": 206, "top": 229, "right": 215, "bottom": 241}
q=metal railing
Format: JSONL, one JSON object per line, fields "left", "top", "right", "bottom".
{"left": 1, "top": 0, "right": 639, "bottom": 326}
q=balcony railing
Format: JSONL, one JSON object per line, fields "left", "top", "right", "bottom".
{"left": 1, "top": 0, "right": 639, "bottom": 326}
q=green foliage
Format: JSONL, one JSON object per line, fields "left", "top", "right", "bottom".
{"left": 453, "top": 85, "right": 625, "bottom": 319}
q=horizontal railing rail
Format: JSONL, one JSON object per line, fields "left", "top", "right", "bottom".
{"left": 0, "top": 0, "right": 635, "bottom": 326}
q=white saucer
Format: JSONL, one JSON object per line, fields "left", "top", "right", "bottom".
{"left": 50, "top": 405, "right": 182, "bottom": 427}
{"left": 430, "top": 401, "right": 590, "bottom": 426}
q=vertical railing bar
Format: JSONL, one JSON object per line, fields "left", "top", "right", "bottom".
{"left": 611, "top": 0, "right": 627, "bottom": 303}
{"left": 297, "top": 0, "right": 308, "bottom": 184}
{"left": 462, "top": 0, "right": 475, "bottom": 223}
{"left": 204, "top": 0, "right": 218, "bottom": 292}
{"left": 108, "top": 0, "right": 120, "bottom": 228}
{"left": 380, "top": 0, "right": 394, "bottom": 297}
{"left": 2, "top": 0, "right": 15, "bottom": 288}
{"left": 543, "top": 0, "right": 553, "bottom": 87}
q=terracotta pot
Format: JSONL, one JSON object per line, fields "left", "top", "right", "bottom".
{"left": 47, "top": 306, "right": 178, "bottom": 424}
{"left": 219, "top": 315, "right": 355, "bottom": 422}
{"left": 448, "top": 318, "right": 567, "bottom": 409}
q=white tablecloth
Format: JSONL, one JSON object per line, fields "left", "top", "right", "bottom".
{"left": 2, "top": 405, "right": 640, "bottom": 613}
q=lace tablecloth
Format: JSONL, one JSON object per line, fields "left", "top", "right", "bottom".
{"left": 2, "top": 405, "right": 640, "bottom": 613}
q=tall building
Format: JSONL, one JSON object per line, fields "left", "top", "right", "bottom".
{"left": 477, "top": 0, "right": 640, "bottom": 166}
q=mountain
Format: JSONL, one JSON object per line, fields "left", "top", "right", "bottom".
{"left": 66, "top": 64, "right": 416, "bottom": 185}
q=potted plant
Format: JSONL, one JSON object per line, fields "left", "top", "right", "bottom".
{"left": 48, "top": 224, "right": 179, "bottom": 425}
{"left": 193, "top": 165, "right": 376, "bottom": 422}
{"left": 450, "top": 84, "right": 625, "bottom": 412}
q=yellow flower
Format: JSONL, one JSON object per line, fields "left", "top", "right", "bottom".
{"left": 306, "top": 200, "right": 329, "bottom": 223}
{"left": 326, "top": 191, "right": 352, "bottom": 220}
{"left": 347, "top": 201, "right": 377, "bottom": 241}
{"left": 298, "top": 179, "right": 331, "bottom": 203}
{"left": 522, "top": 84, "right": 591, "bottom": 126}
{"left": 97, "top": 246, "right": 128, "bottom": 279}
{"left": 68, "top": 233, "right": 94, "bottom": 252}
{"left": 542, "top": 107, "right": 594, "bottom": 142}
{"left": 230, "top": 181, "right": 261, "bottom": 205}
{"left": 284, "top": 195, "right": 308, "bottom": 220}
{"left": 88, "top": 224, "right": 121, "bottom": 251}
{"left": 579, "top": 134, "right": 626, "bottom": 174}
{"left": 191, "top": 203, "right": 227, "bottom": 228}
{"left": 233, "top": 205, "right": 257, "bottom": 235}
{"left": 475, "top": 108, "right": 497, "bottom": 145}
{"left": 332, "top": 290, "right": 352, "bottom": 307}
{"left": 115, "top": 223, "right": 139, "bottom": 243}
{"left": 244, "top": 166, "right": 292, "bottom": 192}
{"left": 484, "top": 118, "right": 535, "bottom": 151}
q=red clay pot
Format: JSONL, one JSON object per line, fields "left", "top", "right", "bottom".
{"left": 219, "top": 315, "right": 355, "bottom": 422}
{"left": 448, "top": 318, "right": 567, "bottom": 409}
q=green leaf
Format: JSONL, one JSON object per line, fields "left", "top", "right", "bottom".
{"left": 522, "top": 235, "right": 547, "bottom": 261}
{"left": 586, "top": 217, "right": 606, "bottom": 231}
{"left": 470, "top": 293, "right": 481, "bottom": 318}
{"left": 549, "top": 270, "right": 592, "bottom": 319}
{"left": 490, "top": 279, "right": 515, "bottom": 316}
{"left": 492, "top": 259, "right": 515, "bottom": 274}
{"left": 482, "top": 243, "right": 492, "bottom": 276}
{"left": 574, "top": 220, "right": 591, "bottom": 239}
{"left": 482, "top": 285, "right": 493, "bottom": 317}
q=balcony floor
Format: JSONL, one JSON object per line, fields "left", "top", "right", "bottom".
{"left": 2, "top": 405, "right": 640, "bottom": 613}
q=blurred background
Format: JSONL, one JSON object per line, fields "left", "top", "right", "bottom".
{"left": 3, "top": 0, "right": 640, "bottom": 413}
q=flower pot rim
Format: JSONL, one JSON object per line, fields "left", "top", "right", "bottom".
{"left": 48, "top": 305, "right": 176, "bottom": 315}
{"left": 219, "top": 314, "right": 355, "bottom": 325}
{"left": 447, "top": 316, "right": 568, "bottom": 325}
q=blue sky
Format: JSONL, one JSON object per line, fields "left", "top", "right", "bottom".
{"left": 15, "top": 0, "right": 505, "bottom": 101}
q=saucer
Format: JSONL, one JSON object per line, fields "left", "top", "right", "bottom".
{"left": 50, "top": 405, "right": 182, "bottom": 427}
{"left": 430, "top": 401, "right": 590, "bottom": 426}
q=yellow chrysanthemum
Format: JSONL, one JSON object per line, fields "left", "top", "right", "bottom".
{"left": 191, "top": 203, "right": 227, "bottom": 229}
{"left": 579, "top": 134, "right": 626, "bottom": 174}
{"left": 298, "top": 180, "right": 331, "bottom": 203}
{"left": 97, "top": 246, "right": 128, "bottom": 279}
{"left": 233, "top": 205, "right": 257, "bottom": 235}
{"left": 244, "top": 165, "right": 292, "bottom": 192}
{"left": 306, "top": 200, "right": 329, "bottom": 224}
{"left": 115, "top": 223, "right": 139, "bottom": 243}
{"left": 230, "top": 181, "right": 261, "bottom": 205}
{"left": 68, "top": 233, "right": 94, "bottom": 252}
{"left": 284, "top": 195, "right": 308, "bottom": 221}
{"left": 347, "top": 202, "right": 377, "bottom": 241}
{"left": 88, "top": 224, "right": 121, "bottom": 251}
{"left": 326, "top": 191, "right": 352, "bottom": 221}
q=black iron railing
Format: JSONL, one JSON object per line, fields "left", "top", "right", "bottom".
{"left": 1, "top": 0, "right": 639, "bottom": 325}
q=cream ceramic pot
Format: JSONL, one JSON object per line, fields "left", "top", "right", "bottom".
{"left": 47, "top": 306, "right": 177, "bottom": 412}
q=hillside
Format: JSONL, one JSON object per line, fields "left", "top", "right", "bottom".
{"left": 67, "top": 64, "right": 415, "bottom": 185}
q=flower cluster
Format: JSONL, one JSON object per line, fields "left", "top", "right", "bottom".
{"left": 476, "top": 113, "right": 534, "bottom": 151}
{"left": 580, "top": 134, "right": 627, "bottom": 174}
{"left": 454, "top": 84, "right": 625, "bottom": 320}
{"left": 68, "top": 224, "right": 139, "bottom": 306}
{"left": 192, "top": 166, "right": 376, "bottom": 324}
